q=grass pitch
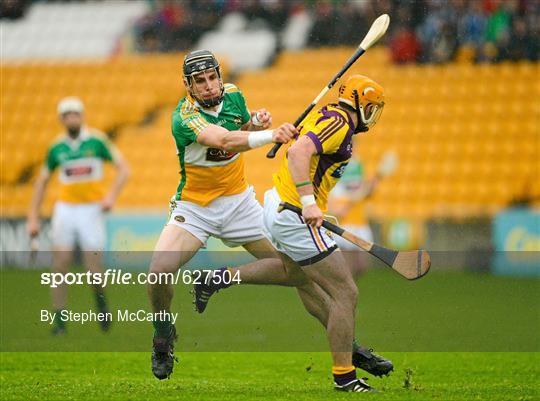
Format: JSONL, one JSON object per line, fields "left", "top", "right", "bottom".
{"left": 1, "top": 352, "right": 539, "bottom": 400}
{"left": 1, "top": 268, "right": 539, "bottom": 400}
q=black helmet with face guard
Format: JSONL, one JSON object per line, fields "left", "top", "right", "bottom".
{"left": 182, "top": 50, "right": 224, "bottom": 107}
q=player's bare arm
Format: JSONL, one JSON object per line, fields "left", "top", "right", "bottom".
{"left": 196, "top": 122, "right": 296, "bottom": 153}
{"left": 287, "top": 135, "right": 323, "bottom": 228}
{"left": 101, "top": 152, "right": 130, "bottom": 212}
{"left": 27, "top": 167, "right": 51, "bottom": 237}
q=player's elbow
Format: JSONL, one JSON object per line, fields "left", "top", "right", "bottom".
{"left": 219, "top": 133, "right": 244, "bottom": 153}
{"left": 115, "top": 160, "right": 131, "bottom": 180}
{"left": 122, "top": 161, "right": 131, "bottom": 177}
{"left": 199, "top": 131, "right": 230, "bottom": 151}
{"left": 35, "top": 170, "right": 50, "bottom": 188}
{"left": 122, "top": 164, "right": 131, "bottom": 180}
{"left": 220, "top": 138, "right": 236, "bottom": 153}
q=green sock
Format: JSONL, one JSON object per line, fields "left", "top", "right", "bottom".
{"left": 53, "top": 309, "right": 66, "bottom": 329}
{"left": 95, "top": 291, "right": 107, "bottom": 311}
{"left": 153, "top": 318, "right": 173, "bottom": 338}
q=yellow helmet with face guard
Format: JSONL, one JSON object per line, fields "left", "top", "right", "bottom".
{"left": 338, "top": 75, "right": 385, "bottom": 132}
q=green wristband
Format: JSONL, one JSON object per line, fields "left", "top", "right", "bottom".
{"left": 295, "top": 180, "right": 312, "bottom": 188}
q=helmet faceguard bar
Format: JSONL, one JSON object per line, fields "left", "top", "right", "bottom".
{"left": 359, "top": 101, "right": 384, "bottom": 128}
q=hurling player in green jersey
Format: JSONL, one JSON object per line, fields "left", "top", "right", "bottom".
{"left": 27, "top": 97, "right": 130, "bottom": 335}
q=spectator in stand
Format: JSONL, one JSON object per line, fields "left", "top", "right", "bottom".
{"left": 0, "top": 0, "right": 27, "bottom": 20}
{"left": 260, "top": 0, "right": 290, "bottom": 32}
{"left": 457, "top": 0, "right": 487, "bottom": 60}
{"left": 159, "top": 1, "right": 192, "bottom": 51}
{"left": 335, "top": 1, "right": 368, "bottom": 46}
{"left": 189, "top": 0, "right": 221, "bottom": 42}
{"left": 390, "top": 24, "right": 421, "bottom": 64}
{"left": 482, "top": 0, "right": 512, "bottom": 61}
{"left": 307, "top": 0, "right": 337, "bottom": 47}
{"left": 416, "top": 1, "right": 444, "bottom": 63}
{"left": 139, "top": 28, "right": 163, "bottom": 53}
{"left": 432, "top": 20, "right": 458, "bottom": 63}
{"left": 128, "top": 0, "right": 538, "bottom": 64}
{"left": 507, "top": 16, "right": 538, "bottom": 61}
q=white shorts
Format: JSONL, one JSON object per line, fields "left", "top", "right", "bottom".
{"left": 334, "top": 225, "right": 373, "bottom": 251}
{"left": 167, "top": 186, "right": 266, "bottom": 247}
{"left": 51, "top": 201, "right": 105, "bottom": 251}
{"left": 263, "top": 188, "right": 337, "bottom": 266}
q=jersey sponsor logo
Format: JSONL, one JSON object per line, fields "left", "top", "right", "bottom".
{"left": 59, "top": 157, "right": 103, "bottom": 184}
{"left": 65, "top": 165, "right": 93, "bottom": 177}
{"left": 214, "top": 115, "right": 241, "bottom": 127}
{"left": 174, "top": 215, "right": 185, "bottom": 223}
{"left": 331, "top": 162, "right": 349, "bottom": 178}
{"left": 206, "top": 148, "right": 237, "bottom": 162}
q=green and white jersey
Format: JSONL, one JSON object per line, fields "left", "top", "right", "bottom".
{"left": 171, "top": 83, "right": 251, "bottom": 206}
{"left": 45, "top": 128, "right": 116, "bottom": 203}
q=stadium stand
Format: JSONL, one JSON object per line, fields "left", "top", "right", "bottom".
{"left": 1, "top": 54, "right": 187, "bottom": 216}
{"left": 3, "top": 47, "right": 537, "bottom": 221}
{"left": 237, "top": 48, "right": 540, "bottom": 220}
{"left": 1, "top": 1, "right": 148, "bottom": 60}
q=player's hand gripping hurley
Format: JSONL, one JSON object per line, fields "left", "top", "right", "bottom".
{"left": 266, "top": 14, "right": 391, "bottom": 158}
{"left": 278, "top": 202, "right": 431, "bottom": 280}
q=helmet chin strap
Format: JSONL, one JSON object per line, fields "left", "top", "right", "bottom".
{"left": 193, "top": 90, "right": 223, "bottom": 107}
{"left": 352, "top": 91, "right": 368, "bottom": 133}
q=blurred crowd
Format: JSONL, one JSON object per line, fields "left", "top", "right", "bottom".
{"left": 133, "top": 0, "right": 539, "bottom": 64}
{"left": 385, "top": 0, "right": 540, "bottom": 63}
{"left": 133, "top": 0, "right": 292, "bottom": 52}
{"left": 3, "top": 0, "right": 537, "bottom": 64}
{"left": 0, "top": 0, "right": 28, "bottom": 19}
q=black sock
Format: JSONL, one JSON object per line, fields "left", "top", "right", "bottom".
{"left": 333, "top": 369, "right": 357, "bottom": 387}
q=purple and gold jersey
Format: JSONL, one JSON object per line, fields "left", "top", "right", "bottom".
{"left": 273, "top": 104, "right": 354, "bottom": 212}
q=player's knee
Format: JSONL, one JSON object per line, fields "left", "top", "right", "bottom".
{"left": 335, "top": 279, "right": 357, "bottom": 307}
{"left": 347, "top": 280, "right": 358, "bottom": 304}
{"left": 149, "top": 257, "right": 180, "bottom": 275}
{"left": 149, "top": 264, "right": 174, "bottom": 275}
{"left": 287, "top": 269, "right": 309, "bottom": 286}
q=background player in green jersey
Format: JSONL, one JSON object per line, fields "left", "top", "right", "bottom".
{"left": 27, "top": 97, "right": 130, "bottom": 334}
{"left": 329, "top": 150, "right": 398, "bottom": 278}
